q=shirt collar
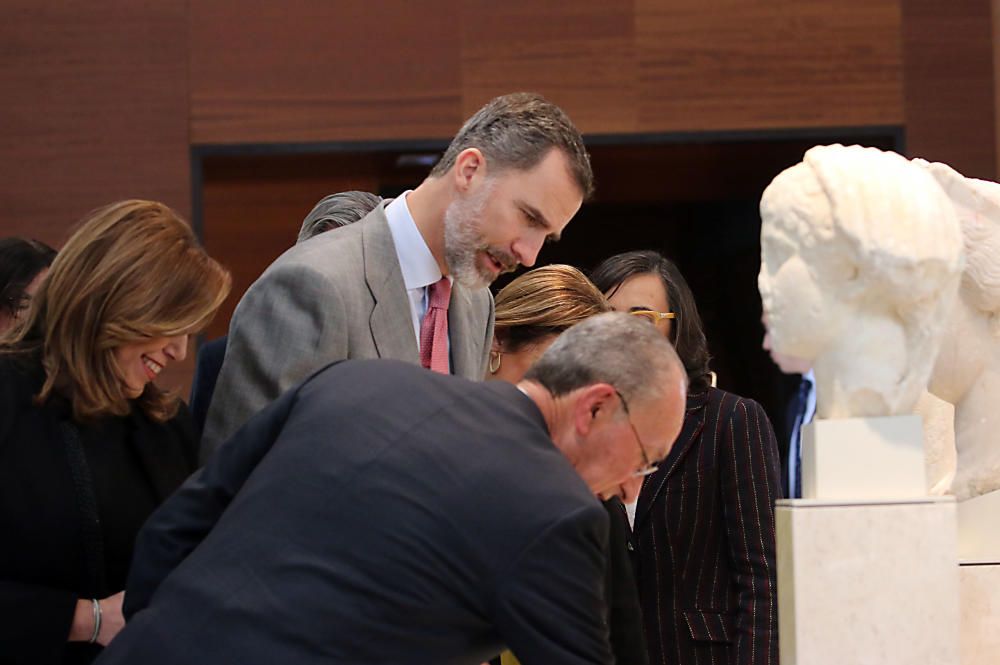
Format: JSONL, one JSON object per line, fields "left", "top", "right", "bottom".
{"left": 384, "top": 191, "right": 442, "bottom": 290}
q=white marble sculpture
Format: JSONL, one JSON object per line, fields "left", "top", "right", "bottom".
{"left": 758, "top": 144, "right": 964, "bottom": 420}
{"left": 918, "top": 160, "right": 1000, "bottom": 500}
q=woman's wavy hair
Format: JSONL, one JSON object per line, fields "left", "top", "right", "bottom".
{"left": 590, "top": 250, "right": 713, "bottom": 393}
{"left": 0, "top": 200, "right": 231, "bottom": 422}
{"left": 494, "top": 264, "right": 611, "bottom": 352}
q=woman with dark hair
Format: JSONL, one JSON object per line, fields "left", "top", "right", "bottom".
{"left": 0, "top": 200, "right": 231, "bottom": 664}
{"left": 591, "top": 250, "right": 782, "bottom": 665}
{"left": 0, "top": 237, "right": 57, "bottom": 333}
{"left": 488, "top": 264, "right": 649, "bottom": 665}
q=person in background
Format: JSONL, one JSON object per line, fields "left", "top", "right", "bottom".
{"left": 488, "top": 264, "right": 649, "bottom": 665}
{"left": 762, "top": 317, "right": 816, "bottom": 499}
{"left": 0, "top": 200, "right": 230, "bottom": 665}
{"left": 0, "top": 237, "right": 56, "bottom": 333}
{"left": 591, "top": 250, "right": 781, "bottom": 665}
{"left": 188, "top": 191, "right": 382, "bottom": 432}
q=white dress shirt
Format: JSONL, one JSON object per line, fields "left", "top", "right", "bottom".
{"left": 384, "top": 192, "right": 452, "bottom": 350}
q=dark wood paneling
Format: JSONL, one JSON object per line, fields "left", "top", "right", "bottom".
{"left": 636, "top": 0, "right": 904, "bottom": 131}
{"left": 0, "top": 0, "right": 193, "bottom": 394}
{"left": 460, "top": 1, "right": 639, "bottom": 134}
{"left": 996, "top": 0, "right": 1000, "bottom": 179}
{"left": 189, "top": 0, "right": 464, "bottom": 144}
{"left": 902, "top": 0, "right": 997, "bottom": 179}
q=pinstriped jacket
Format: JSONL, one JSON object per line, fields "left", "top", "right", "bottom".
{"left": 632, "top": 387, "right": 781, "bottom": 665}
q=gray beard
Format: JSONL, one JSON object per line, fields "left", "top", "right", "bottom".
{"left": 443, "top": 187, "right": 493, "bottom": 290}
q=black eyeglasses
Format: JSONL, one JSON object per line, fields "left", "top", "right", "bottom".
{"left": 613, "top": 389, "right": 659, "bottom": 478}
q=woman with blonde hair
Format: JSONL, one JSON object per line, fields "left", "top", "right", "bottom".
{"left": 487, "top": 264, "right": 650, "bottom": 665}
{"left": 0, "top": 200, "right": 230, "bottom": 664}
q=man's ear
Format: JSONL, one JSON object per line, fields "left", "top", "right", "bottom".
{"left": 453, "top": 148, "right": 486, "bottom": 192}
{"left": 573, "top": 383, "right": 618, "bottom": 436}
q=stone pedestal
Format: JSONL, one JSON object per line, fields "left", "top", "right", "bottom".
{"left": 777, "top": 497, "right": 959, "bottom": 665}
{"left": 801, "top": 415, "right": 926, "bottom": 500}
{"left": 955, "top": 489, "right": 1000, "bottom": 664}
{"left": 957, "top": 488, "right": 1000, "bottom": 562}
{"left": 959, "top": 563, "right": 1000, "bottom": 665}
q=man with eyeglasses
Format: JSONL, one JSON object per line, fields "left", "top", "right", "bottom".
{"left": 99, "top": 313, "right": 686, "bottom": 665}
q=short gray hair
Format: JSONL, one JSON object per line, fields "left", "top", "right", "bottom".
{"left": 429, "top": 92, "right": 593, "bottom": 200}
{"left": 525, "top": 312, "right": 686, "bottom": 406}
{"left": 297, "top": 191, "right": 383, "bottom": 244}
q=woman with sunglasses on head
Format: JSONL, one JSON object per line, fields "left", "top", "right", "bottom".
{"left": 591, "top": 250, "right": 781, "bottom": 665}
{"left": 0, "top": 200, "right": 231, "bottom": 664}
{"left": 488, "top": 264, "right": 650, "bottom": 665}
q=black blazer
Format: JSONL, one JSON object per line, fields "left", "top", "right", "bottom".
{"left": 188, "top": 335, "right": 227, "bottom": 433}
{"left": 632, "top": 388, "right": 782, "bottom": 665}
{"left": 100, "top": 360, "right": 615, "bottom": 665}
{"left": 0, "top": 354, "right": 199, "bottom": 665}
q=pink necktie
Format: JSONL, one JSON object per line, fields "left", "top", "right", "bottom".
{"left": 419, "top": 277, "right": 452, "bottom": 374}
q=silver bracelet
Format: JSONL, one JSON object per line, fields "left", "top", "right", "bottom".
{"left": 88, "top": 598, "right": 101, "bottom": 644}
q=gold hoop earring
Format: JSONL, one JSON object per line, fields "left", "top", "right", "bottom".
{"left": 489, "top": 350, "right": 502, "bottom": 374}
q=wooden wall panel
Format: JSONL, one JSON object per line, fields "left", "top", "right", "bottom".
{"left": 460, "top": 1, "right": 639, "bottom": 134}
{"left": 901, "top": 0, "right": 997, "bottom": 179}
{"left": 995, "top": 0, "right": 1000, "bottom": 179}
{"left": 0, "top": 1, "right": 191, "bottom": 242}
{"left": 0, "top": 1, "right": 194, "bottom": 394}
{"left": 190, "top": 1, "right": 906, "bottom": 145}
{"left": 189, "top": 0, "right": 464, "bottom": 144}
{"left": 636, "top": 0, "right": 904, "bottom": 131}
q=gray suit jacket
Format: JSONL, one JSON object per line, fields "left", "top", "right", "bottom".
{"left": 200, "top": 203, "right": 494, "bottom": 460}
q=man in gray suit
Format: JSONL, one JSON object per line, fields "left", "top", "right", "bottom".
{"left": 201, "top": 92, "right": 594, "bottom": 460}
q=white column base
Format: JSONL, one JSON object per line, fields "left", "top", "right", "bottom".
{"left": 777, "top": 497, "right": 959, "bottom": 665}
{"left": 960, "top": 562, "right": 1000, "bottom": 665}
{"left": 957, "top": 488, "right": 1000, "bottom": 562}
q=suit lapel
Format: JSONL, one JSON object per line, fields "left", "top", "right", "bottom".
{"left": 362, "top": 205, "right": 420, "bottom": 362}
{"left": 634, "top": 390, "right": 710, "bottom": 530}
{"left": 448, "top": 283, "right": 488, "bottom": 379}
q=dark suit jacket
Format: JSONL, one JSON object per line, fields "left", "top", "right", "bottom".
{"left": 0, "top": 353, "right": 198, "bottom": 665}
{"left": 632, "top": 388, "right": 781, "bottom": 665}
{"left": 100, "top": 360, "right": 614, "bottom": 665}
{"left": 188, "top": 335, "right": 227, "bottom": 434}
{"left": 603, "top": 499, "right": 649, "bottom": 665}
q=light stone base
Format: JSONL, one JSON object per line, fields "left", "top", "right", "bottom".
{"left": 960, "top": 563, "right": 1000, "bottom": 665}
{"left": 801, "top": 415, "right": 926, "bottom": 500}
{"left": 777, "top": 497, "right": 958, "bottom": 665}
{"left": 957, "top": 488, "right": 1000, "bottom": 562}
